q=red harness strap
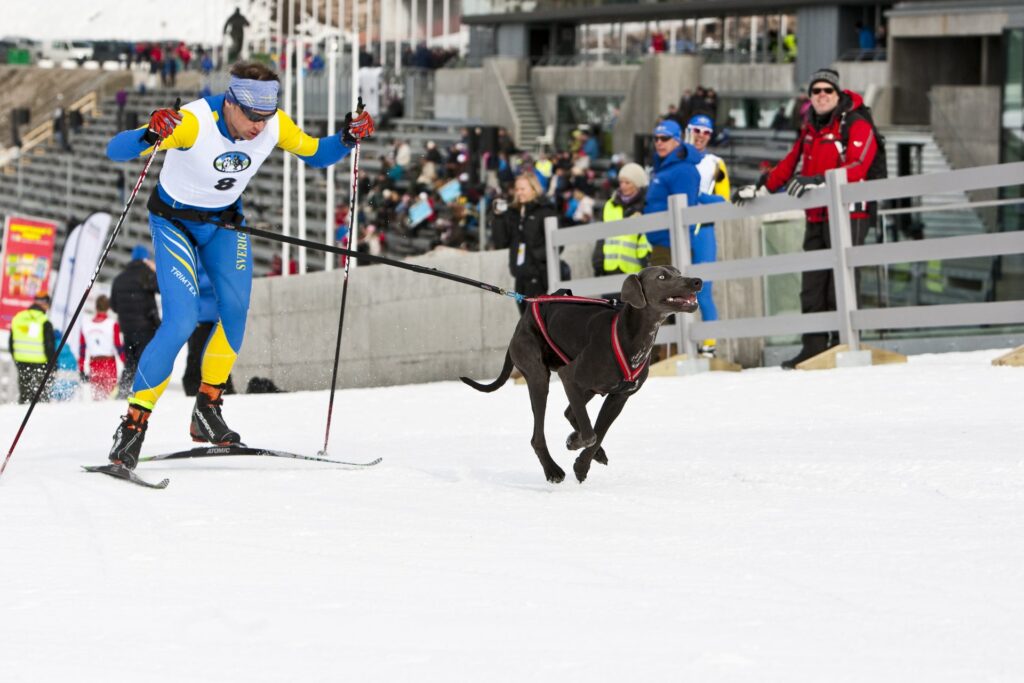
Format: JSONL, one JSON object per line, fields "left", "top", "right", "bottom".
{"left": 529, "top": 296, "right": 647, "bottom": 383}
{"left": 610, "top": 312, "right": 647, "bottom": 382}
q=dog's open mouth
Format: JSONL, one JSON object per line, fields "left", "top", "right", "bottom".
{"left": 665, "top": 293, "right": 699, "bottom": 311}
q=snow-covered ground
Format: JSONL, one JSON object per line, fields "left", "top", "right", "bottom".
{"left": 1, "top": 349, "right": 1022, "bottom": 682}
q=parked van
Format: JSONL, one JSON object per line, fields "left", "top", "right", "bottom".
{"left": 40, "top": 39, "right": 93, "bottom": 64}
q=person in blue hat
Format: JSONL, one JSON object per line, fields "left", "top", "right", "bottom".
{"left": 685, "top": 114, "right": 731, "bottom": 357}
{"left": 643, "top": 118, "right": 703, "bottom": 268}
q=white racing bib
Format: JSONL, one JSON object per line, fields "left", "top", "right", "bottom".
{"left": 159, "top": 98, "right": 279, "bottom": 208}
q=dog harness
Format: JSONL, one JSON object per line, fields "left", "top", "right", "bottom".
{"left": 529, "top": 294, "right": 649, "bottom": 385}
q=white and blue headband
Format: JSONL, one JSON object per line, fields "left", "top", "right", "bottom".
{"left": 227, "top": 76, "right": 280, "bottom": 112}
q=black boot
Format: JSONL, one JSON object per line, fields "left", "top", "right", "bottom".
{"left": 190, "top": 382, "right": 241, "bottom": 444}
{"left": 109, "top": 405, "right": 151, "bottom": 469}
{"left": 782, "top": 333, "right": 829, "bottom": 370}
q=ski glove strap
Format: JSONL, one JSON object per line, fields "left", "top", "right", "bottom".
{"left": 785, "top": 175, "right": 825, "bottom": 198}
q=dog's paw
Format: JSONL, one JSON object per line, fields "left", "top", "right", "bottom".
{"left": 573, "top": 455, "right": 592, "bottom": 483}
{"left": 545, "top": 465, "right": 566, "bottom": 484}
{"left": 566, "top": 432, "right": 597, "bottom": 451}
{"left": 592, "top": 447, "right": 608, "bottom": 466}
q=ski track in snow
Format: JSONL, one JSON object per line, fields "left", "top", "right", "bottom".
{"left": 0, "top": 349, "right": 1022, "bottom": 682}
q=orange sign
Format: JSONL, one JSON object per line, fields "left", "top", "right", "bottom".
{"left": 1, "top": 215, "right": 57, "bottom": 331}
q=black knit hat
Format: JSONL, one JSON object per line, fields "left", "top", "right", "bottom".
{"left": 808, "top": 68, "right": 841, "bottom": 95}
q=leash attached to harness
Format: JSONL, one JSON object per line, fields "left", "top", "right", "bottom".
{"left": 529, "top": 294, "right": 649, "bottom": 387}
{"left": 209, "top": 218, "right": 536, "bottom": 304}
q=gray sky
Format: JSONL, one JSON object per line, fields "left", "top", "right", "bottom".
{"left": 3, "top": 0, "right": 245, "bottom": 44}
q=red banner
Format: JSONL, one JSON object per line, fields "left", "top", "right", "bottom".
{"left": 1, "top": 215, "right": 58, "bottom": 331}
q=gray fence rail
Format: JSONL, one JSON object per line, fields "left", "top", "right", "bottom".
{"left": 544, "top": 161, "right": 1024, "bottom": 357}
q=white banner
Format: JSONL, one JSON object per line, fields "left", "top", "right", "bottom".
{"left": 50, "top": 212, "right": 112, "bottom": 358}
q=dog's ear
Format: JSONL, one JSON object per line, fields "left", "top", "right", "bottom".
{"left": 621, "top": 274, "right": 647, "bottom": 308}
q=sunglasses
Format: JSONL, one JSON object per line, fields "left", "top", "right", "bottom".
{"left": 228, "top": 88, "right": 277, "bottom": 122}
{"left": 811, "top": 87, "right": 836, "bottom": 95}
{"left": 653, "top": 135, "right": 675, "bottom": 143}
{"left": 689, "top": 127, "right": 712, "bottom": 136}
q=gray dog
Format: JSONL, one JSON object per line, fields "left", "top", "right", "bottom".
{"left": 461, "top": 265, "right": 702, "bottom": 484}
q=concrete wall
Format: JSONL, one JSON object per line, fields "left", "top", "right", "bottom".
{"left": 796, "top": 5, "right": 843, "bottom": 86}
{"left": 496, "top": 24, "right": 528, "bottom": 59}
{"left": 891, "top": 37, "right": 984, "bottom": 125}
{"left": 831, "top": 60, "right": 892, "bottom": 125}
{"left": 889, "top": 9, "right": 1008, "bottom": 37}
{"left": 700, "top": 63, "right": 795, "bottom": 95}
{"left": 433, "top": 68, "right": 483, "bottom": 121}
{"left": 930, "top": 85, "right": 1001, "bottom": 169}
{"left": 479, "top": 58, "right": 522, "bottom": 142}
{"left": 487, "top": 56, "right": 529, "bottom": 86}
{"left": 530, "top": 65, "right": 639, "bottom": 130}
{"left": 234, "top": 249, "right": 523, "bottom": 392}
{"left": 612, "top": 55, "right": 703, "bottom": 156}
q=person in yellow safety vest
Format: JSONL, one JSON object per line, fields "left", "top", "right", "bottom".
{"left": 593, "top": 162, "right": 652, "bottom": 277}
{"left": 8, "top": 292, "right": 56, "bottom": 404}
{"left": 783, "top": 32, "right": 798, "bottom": 63}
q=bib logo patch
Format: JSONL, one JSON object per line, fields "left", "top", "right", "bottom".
{"left": 213, "top": 152, "right": 252, "bottom": 173}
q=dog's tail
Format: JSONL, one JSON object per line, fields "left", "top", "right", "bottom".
{"left": 460, "top": 350, "right": 515, "bottom": 393}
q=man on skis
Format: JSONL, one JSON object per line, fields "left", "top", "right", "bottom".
{"left": 104, "top": 61, "right": 374, "bottom": 469}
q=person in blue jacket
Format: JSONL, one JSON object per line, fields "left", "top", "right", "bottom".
{"left": 643, "top": 118, "right": 702, "bottom": 266}
{"left": 643, "top": 118, "right": 725, "bottom": 348}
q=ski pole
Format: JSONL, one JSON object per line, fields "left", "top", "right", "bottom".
{"left": 320, "top": 129, "right": 362, "bottom": 456}
{"left": 220, "top": 222, "right": 529, "bottom": 303}
{"left": 0, "top": 108, "right": 173, "bottom": 482}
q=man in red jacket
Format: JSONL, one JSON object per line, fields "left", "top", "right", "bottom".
{"left": 734, "top": 68, "right": 878, "bottom": 369}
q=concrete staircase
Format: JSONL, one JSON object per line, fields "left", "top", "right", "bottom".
{"left": 505, "top": 83, "right": 544, "bottom": 149}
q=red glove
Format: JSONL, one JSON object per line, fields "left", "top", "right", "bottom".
{"left": 348, "top": 110, "right": 375, "bottom": 139}
{"left": 144, "top": 102, "right": 182, "bottom": 144}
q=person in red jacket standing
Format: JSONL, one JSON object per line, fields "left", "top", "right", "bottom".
{"left": 734, "top": 68, "right": 878, "bottom": 369}
{"left": 79, "top": 295, "right": 125, "bottom": 400}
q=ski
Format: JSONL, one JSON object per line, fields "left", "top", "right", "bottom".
{"left": 82, "top": 464, "right": 170, "bottom": 489}
{"left": 139, "top": 445, "right": 382, "bottom": 468}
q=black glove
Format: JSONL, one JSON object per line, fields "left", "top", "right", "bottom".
{"left": 341, "top": 112, "right": 357, "bottom": 148}
{"left": 785, "top": 175, "right": 825, "bottom": 198}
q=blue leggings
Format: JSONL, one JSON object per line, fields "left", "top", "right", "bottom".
{"left": 691, "top": 224, "right": 718, "bottom": 322}
{"left": 130, "top": 214, "right": 252, "bottom": 408}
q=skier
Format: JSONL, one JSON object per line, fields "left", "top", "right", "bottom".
{"left": 104, "top": 61, "right": 374, "bottom": 469}
{"left": 78, "top": 295, "right": 124, "bottom": 400}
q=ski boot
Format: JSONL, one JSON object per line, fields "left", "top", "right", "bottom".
{"left": 697, "top": 338, "right": 717, "bottom": 359}
{"left": 109, "top": 404, "right": 151, "bottom": 470}
{"left": 190, "top": 382, "right": 241, "bottom": 445}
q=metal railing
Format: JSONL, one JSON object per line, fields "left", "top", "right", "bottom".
{"left": 544, "top": 161, "right": 1024, "bottom": 357}
{"left": 4, "top": 91, "right": 102, "bottom": 167}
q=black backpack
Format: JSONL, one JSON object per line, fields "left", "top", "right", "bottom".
{"left": 839, "top": 104, "right": 887, "bottom": 181}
